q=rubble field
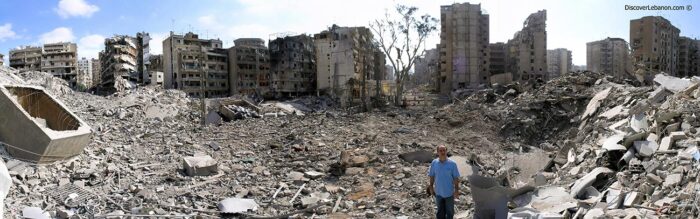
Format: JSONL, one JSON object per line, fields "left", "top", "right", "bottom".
{"left": 1, "top": 66, "right": 700, "bottom": 218}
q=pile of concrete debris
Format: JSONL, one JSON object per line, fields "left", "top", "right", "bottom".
{"left": 2, "top": 63, "right": 699, "bottom": 218}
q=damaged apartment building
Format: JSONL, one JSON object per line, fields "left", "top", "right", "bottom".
{"left": 163, "top": 32, "right": 229, "bottom": 98}
{"left": 505, "top": 10, "right": 547, "bottom": 83}
{"left": 438, "top": 3, "right": 490, "bottom": 96}
{"left": 314, "top": 26, "right": 386, "bottom": 106}
{"left": 148, "top": 55, "right": 164, "bottom": 86}
{"left": 98, "top": 33, "right": 150, "bottom": 93}
{"left": 77, "top": 57, "right": 93, "bottom": 89}
{"left": 677, "top": 36, "right": 700, "bottom": 78}
{"left": 414, "top": 48, "right": 439, "bottom": 88}
{"left": 10, "top": 43, "right": 78, "bottom": 87}
{"left": 587, "top": 37, "right": 631, "bottom": 79}
{"left": 546, "top": 48, "right": 572, "bottom": 79}
{"left": 228, "top": 38, "right": 270, "bottom": 96}
{"left": 630, "top": 16, "right": 679, "bottom": 79}
{"left": 269, "top": 34, "right": 316, "bottom": 98}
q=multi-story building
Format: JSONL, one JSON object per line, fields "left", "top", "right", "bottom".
{"left": 587, "top": 37, "right": 630, "bottom": 78}
{"left": 91, "top": 58, "right": 101, "bottom": 89}
{"left": 163, "top": 32, "right": 226, "bottom": 97}
{"left": 414, "top": 48, "right": 438, "bottom": 86}
{"left": 315, "top": 26, "right": 383, "bottom": 105}
{"left": 678, "top": 37, "right": 699, "bottom": 78}
{"left": 630, "top": 16, "right": 679, "bottom": 77}
{"left": 41, "top": 42, "right": 79, "bottom": 87}
{"left": 99, "top": 35, "right": 139, "bottom": 92}
{"left": 269, "top": 34, "right": 316, "bottom": 98}
{"left": 547, "top": 48, "right": 572, "bottom": 79}
{"left": 9, "top": 46, "right": 42, "bottom": 72}
{"left": 489, "top": 43, "right": 508, "bottom": 75}
{"left": 136, "top": 32, "right": 151, "bottom": 84}
{"left": 228, "top": 38, "right": 270, "bottom": 96}
{"left": 506, "top": 10, "right": 547, "bottom": 83}
{"left": 77, "top": 57, "right": 93, "bottom": 88}
{"left": 148, "top": 55, "right": 163, "bottom": 86}
{"left": 0, "top": 53, "right": 4, "bottom": 66}
{"left": 438, "top": 3, "right": 490, "bottom": 96}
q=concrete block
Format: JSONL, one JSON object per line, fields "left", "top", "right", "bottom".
{"left": 0, "top": 85, "right": 92, "bottom": 163}
{"left": 633, "top": 141, "right": 658, "bottom": 157}
{"left": 658, "top": 137, "right": 672, "bottom": 151}
{"left": 654, "top": 74, "right": 693, "bottom": 93}
{"left": 183, "top": 155, "right": 218, "bottom": 176}
{"left": 648, "top": 88, "right": 672, "bottom": 104}
{"left": 646, "top": 174, "right": 662, "bottom": 185}
{"left": 623, "top": 192, "right": 641, "bottom": 207}
{"left": 663, "top": 174, "right": 682, "bottom": 188}
{"left": 669, "top": 131, "right": 687, "bottom": 141}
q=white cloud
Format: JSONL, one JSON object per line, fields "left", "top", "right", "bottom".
{"left": 40, "top": 27, "right": 75, "bottom": 44}
{"left": 149, "top": 32, "right": 169, "bottom": 55}
{"left": 56, "top": 0, "right": 100, "bottom": 19}
{"left": 78, "top": 34, "right": 105, "bottom": 59}
{"left": 198, "top": 15, "right": 217, "bottom": 27}
{"left": 0, "top": 23, "right": 18, "bottom": 42}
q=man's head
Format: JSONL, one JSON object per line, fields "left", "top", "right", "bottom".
{"left": 437, "top": 145, "right": 447, "bottom": 161}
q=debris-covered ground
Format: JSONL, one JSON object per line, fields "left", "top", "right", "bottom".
{"left": 1, "top": 66, "right": 699, "bottom": 218}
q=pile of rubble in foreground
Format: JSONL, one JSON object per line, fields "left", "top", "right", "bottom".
{"left": 1, "top": 65, "right": 699, "bottom": 218}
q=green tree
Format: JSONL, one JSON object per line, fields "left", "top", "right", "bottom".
{"left": 370, "top": 5, "right": 438, "bottom": 106}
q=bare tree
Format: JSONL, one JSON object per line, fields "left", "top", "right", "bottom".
{"left": 370, "top": 5, "right": 438, "bottom": 106}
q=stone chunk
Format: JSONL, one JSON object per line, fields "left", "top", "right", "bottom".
{"left": 646, "top": 174, "right": 663, "bottom": 185}
{"left": 658, "top": 137, "right": 673, "bottom": 151}
{"left": 633, "top": 141, "right": 658, "bottom": 157}
{"left": 182, "top": 155, "right": 218, "bottom": 176}
{"left": 663, "top": 174, "right": 682, "bottom": 188}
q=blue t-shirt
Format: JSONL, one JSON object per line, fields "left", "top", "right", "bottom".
{"left": 428, "top": 158, "right": 460, "bottom": 198}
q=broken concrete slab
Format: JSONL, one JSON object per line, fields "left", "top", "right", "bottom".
{"left": 663, "top": 174, "right": 682, "bottom": 188}
{"left": 182, "top": 155, "right": 218, "bottom": 176}
{"left": 582, "top": 87, "right": 612, "bottom": 120}
{"left": 623, "top": 192, "right": 641, "bottom": 207}
{"left": 570, "top": 167, "right": 614, "bottom": 198}
{"left": 633, "top": 140, "right": 658, "bottom": 157}
{"left": 648, "top": 87, "right": 672, "bottom": 104}
{"left": 602, "top": 135, "right": 626, "bottom": 151}
{"left": 218, "top": 198, "right": 259, "bottom": 213}
{"left": 469, "top": 175, "right": 508, "bottom": 219}
{"left": 300, "top": 192, "right": 331, "bottom": 207}
{"left": 0, "top": 159, "right": 12, "bottom": 216}
{"left": 654, "top": 74, "right": 693, "bottom": 93}
{"left": 598, "top": 105, "right": 626, "bottom": 120}
{"left": 629, "top": 113, "right": 649, "bottom": 132}
{"left": 513, "top": 186, "right": 576, "bottom": 214}
{"left": 0, "top": 85, "right": 92, "bottom": 163}
{"left": 659, "top": 137, "right": 673, "bottom": 152}
{"left": 22, "top": 207, "right": 50, "bottom": 219}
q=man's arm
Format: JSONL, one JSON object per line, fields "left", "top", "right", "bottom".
{"left": 453, "top": 178, "right": 460, "bottom": 199}
{"left": 427, "top": 176, "right": 435, "bottom": 196}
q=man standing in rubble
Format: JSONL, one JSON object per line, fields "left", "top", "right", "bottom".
{"left": 427, "top": 145, "right": 460, "bottom": 219}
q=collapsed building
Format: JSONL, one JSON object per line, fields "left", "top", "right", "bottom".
{"left": 587, "top": 37, "right": 631, "bottom": 80}
{"left": 438, "top": 3, "right": 490, "bottom": 96}
{"left": 414, "top": 48, "right": 438, "bottom": 88}
{"left": 148, "top": 54, "right": 163, "bottom": 86}
{"left": 163, "top": 32, "right": 228, "bottom": 98}
{"left": 505, "top": 10, "right": 547, "bottom": 83}
{"left": 546, "top": 48, "right": 572, "bottom": 79}
{"left": 314, "top": 26, "right": 385, "bottom": 106}
{"left": 228, "top": 38, "right": 270, "bottom": 96}
{"left": 9, "top": 46, "right": 43, "bottom": 72}
{"left": 269, "top": 34, "right": 316, "bottom": 98}
{"left": 99, "top": 35, "right": 139, "bottom": 93}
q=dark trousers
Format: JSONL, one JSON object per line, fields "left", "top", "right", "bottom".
{"left": 435, "top": 195, "right": 454, "bottom": 219}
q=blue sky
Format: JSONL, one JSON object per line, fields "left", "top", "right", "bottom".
{"left": 0, "top": 0, "right": 699, "bottom": 66}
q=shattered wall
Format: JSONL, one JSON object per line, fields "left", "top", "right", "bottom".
{"left": 99, "top": 35, "right": 138, "bottom": 93}
{"left": 270, "top": 34, "right": 316, "bottom": 98}
{"left": 506, "top": 10, "right": 547, "bottom": 83}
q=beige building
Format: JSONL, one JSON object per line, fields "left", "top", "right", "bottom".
{"left": 228, "top": 38, "right": 270, "bottom": 96}
{"left": 630, "top": 16, "right": 679, "bottom": 77}
{"left": 91, "top": 58, "right": 100, "bottom": 89}
{"left": 163, "top": 32, "right": 227, "bottom": 98}
{"left": 587, "top": 37, "right": 630, "bottom": 78}
{"left": 77, "top": 57, "right": 93, "bottom": 89}
{"left": 9, "top": 46, "right": 42, "bottom": 72}
{"left": 547, "top": 48, "right": 572, "bottom": 79}
{"left": 41, "top": 42, "right": 79, "bottom": 86}
{"left": 269, "top": 34, "right": 316, "bottom": 98}
{"left": 315, "top": 26, "right": 382, "bottom": 105}
{"left": 148, "top": 55, "right": 163, "bottom": 86}
{"left": 506, "top": 10, "right": 547, "bottom": 83}
{"left": 438, "top": 3, "right": 490, "bottom": 96}
{"left": 99, "top": 35, "right": 139, "bottom": 92}
{"left": 678, "top": 37, "right": 699, "bottom": 77}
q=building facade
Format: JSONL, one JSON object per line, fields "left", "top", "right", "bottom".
{"left": 546, "top": 48, "right": 572, "bottom": 79}
{"left": 678, "top": 37, "right": 699, "bottom": 78}
{"left": 77, "top": 57, "right": 93, "bottom": 89}
{"left": 269, "top": 34, "right": 316, "bottom": 98}
{"left": 162, "top": 32, "right": 226, "bottom": 97}
{"left": 91, "top": 58, "right": 101, "bottom": 89}
{"left": 9, "top": 46, "right": 43, "bottom": 72}
{"left": 506, "top": 10, "right": 547, "bottom": 83}
{"left": 99, "top": 35, "right": 139, "bottom": 92}
{"left": 414, "top": 48, "right": 439, "bottom": 87}
{"left": 41, "top": 42, "right": 79, "bottom": 87}
{"left": 228, "top": 38, "right": 270, "bottom": 96}
{"left": 587, "top": 37, "right": 630, "bottom": 78}
{"left": 438, "top": 3, "right": 490, "bottom": 96}
{"left": 0, "top": 53, "right": 4, "bottom": 66}
{"left": 315, "top": 26, "right": 381, "bottom": 105}
{"left": 630, "top": 16, "right": 680, "bottom": 76}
